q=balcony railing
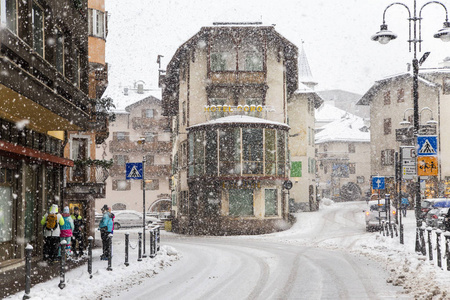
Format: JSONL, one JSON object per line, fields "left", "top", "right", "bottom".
{"left": 210, "top": 71, "right": 265, "bottom": 85}
{"left": 131, "top": 117, "right": 170, "bottom": 130}
{"left": 109, "top": 140, "right": 171, "bottom": 153}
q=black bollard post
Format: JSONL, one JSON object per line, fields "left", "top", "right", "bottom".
{"left": 23, "top": 244, "right": 33, "bottom": 300}
{"left": 382, "top": 220, "right": 386, "bottom": 236}
{"left": 125, "top": 232, "right": 129, "bottom": 267}
{"left": 138, "top": 232, "right": 142, "bottom": 261}
{"left": 427, "top": 227, "right": 433, "bottom": 261}
{"left": 444, "top": 232, "right": 450, "bottom": 271}
{"left": 393, "top": 223, "right": 398, "bottom": 237}
{"left": 107, "top": 233, "right": 113, "bottom": 271}
{"left": 150, "top": 228, "right": 156, "bottom": 258}
{"left": 58, "top": 240, "right": 67, "bottom": 289}
{"left": 436, "top": 230, "right": 442, "bottom": 268}
{"left": 400, "top": 223, "right": 404, "bottom": 244}
{"left": 88, "top": 236, "right": 93, "bottom": 279}
{"left": 420, "top": 226, "right": 427, "bottom": 256}
{"left": 157, "top": 226, "right": 161, "bottom": 252}
{"left": 390, "top": 222, "right": 394, "bottom": 238}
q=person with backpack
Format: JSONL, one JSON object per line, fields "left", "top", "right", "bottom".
{"left": 40, "top": 204, "right": 64, "bottom": 262}
{"left": 59, "top": 206, "right": 74, "bottom": 257}
{"left": 98, "top": 204, "right": 113, "bottom": 260}
{"left": 71, "top": 206, "right": 84, "bottom": 257}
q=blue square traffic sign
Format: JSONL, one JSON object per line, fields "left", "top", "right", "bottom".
{"left": 417, "top": 136, "right": 437, "bottom": 156}
{"left": 126, "top": 163, "right": 143, "bottom": 180}
{"left": 372, "top": 176, "right": 385, "bottom": 190}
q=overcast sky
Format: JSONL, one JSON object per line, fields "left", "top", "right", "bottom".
{"left": 105, "top": 0, "right": 450, "bottom": 98}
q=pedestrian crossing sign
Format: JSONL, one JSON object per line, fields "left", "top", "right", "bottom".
{"left": 126, "top": 163, "right": 143, "bottom": 180}
{"left": 417, "top": 136, "right": 437, "bottom": 156}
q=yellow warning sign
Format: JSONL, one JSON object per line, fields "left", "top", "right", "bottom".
{"left": 417, "top": 156, "right": 438, "bottom": 176}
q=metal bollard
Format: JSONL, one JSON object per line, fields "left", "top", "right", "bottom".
{"left": 389, "top": 222, "right": 393, "bottom": 238}
{"left": 436, "top": 230, "right": 442, "bottom": 268}
{"left": 393, "top": 223, "right": 398, "bottom": 237}
{"left": 125, "top": 232, "right": 130, "bottom": 267}
{"left": 381, "top": 220, "right": 386, "bottom": 236}
{"left": 420, "top": 226, "right": 426, "bottom": 256}
{"left": 157, "top": 226, "right": 161, "bottom": 252}
{"left": 107, "top": 233, "right": 113, "bottom": 271}
{"left": 138, "top": 232, "right": 142, "bottom": 261}
{"left": 23, "top": 244, "right": 33, "bottom": 300}
{"left": 149, "top": 228, "right": 155, "bottom": 258}
{"left": 444, "top": 231, "right": 450, "bottom": 271}
{"left": 88, "top": 236, "right": 93, "bottom": 279}
{"left": 427, "top": 227, "right": 433, "bottom": 261}
{"left": 400, "top": 223, "right": 404, "bottom": 244}
{"left": 58, "top": 240, "right": 67, "bottom": 289}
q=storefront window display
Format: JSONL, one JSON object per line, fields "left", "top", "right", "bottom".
{"left": 229, "top": 189, "right": 253, "bottom": 216}
{"left": 0, "top": 185, "right": 12, "bottom": 242}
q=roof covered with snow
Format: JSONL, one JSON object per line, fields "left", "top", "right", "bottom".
{"left": 315, "top": 112, "right": 370, "bottom": 144}
{"left": 187, "top": 115, "right": 290, "bottom": 130}
{"left": 315, "top": 103, "right": 353, "bottom": 124}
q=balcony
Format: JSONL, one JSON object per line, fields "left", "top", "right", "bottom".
{"left": 110, "top": 164, "right": 171, "bottom": 177}
{"left": 210, "top": 71, "right": 265, "bottom": 85}
{"left": 0, "top": 29, "right": 91, "bottom": 130}
{"left": 65, "top": 165, "right": 109, "bottom": 199}
{"left": 88, "top": 112, "right": 110, "bottom": 144}
{"left": 109, "top": 140, "right": 171, "bottom": 153}
{"left": 131, "top": 117, "right": 170, "bottom": 131}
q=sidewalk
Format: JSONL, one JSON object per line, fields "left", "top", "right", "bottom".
{"left": 0, "top": 256, "right": 89, "bottom": 299}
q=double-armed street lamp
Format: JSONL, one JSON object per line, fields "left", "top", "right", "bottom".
{"left": 371, "top": 0, "right": 450, "bottom": 253}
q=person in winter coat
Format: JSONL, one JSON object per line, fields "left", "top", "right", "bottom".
{"left": 444, "top": 208, "right": 450, "bottom": 232}
{"left": 98, "top": 204, "right": 113, "bottom": 260}
{"left": 71, "top": 206, "right": 84, "bottom": 257}
{"left": 40, "top": 204, "right": 64, "bottom": 262}
{"left": 59, "top": 206, "right": 74, "bottom": 257}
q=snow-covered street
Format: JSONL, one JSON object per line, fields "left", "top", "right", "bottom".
{"left": 7, "top": 201, "right": 450, "bottom": 299}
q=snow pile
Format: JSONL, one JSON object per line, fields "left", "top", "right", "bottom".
{"left": 319, "top": 197, "right": 334, "bottom": 207}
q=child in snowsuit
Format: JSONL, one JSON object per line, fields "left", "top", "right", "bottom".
{"left": 59, "top": 206, "right": 74, "bottom": 257}
{"left": 71, "top": 206, "right": 84, "bottom": 257}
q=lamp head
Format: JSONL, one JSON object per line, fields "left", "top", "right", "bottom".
{"left": 426, "top": 118, "right": 438, "bottom": 125}
{"left": 434, "top": 22, "right": 450, "bottom": 42}
{"left": 371, "top": 24, "right": 397, "bottom": 44}
{"left": 400, "top": 119, "right": 411, "bottom": 126}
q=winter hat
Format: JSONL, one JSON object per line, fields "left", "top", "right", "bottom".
{"left": 63, "top": 206, "right": 70, "bottom": 214}
{"left": 101, "top": 204, "right": 108, "bottom": 211}
{"left": 49, "top": 204, "right": 58, "bottom": 214}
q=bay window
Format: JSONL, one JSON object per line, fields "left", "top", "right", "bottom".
{"left": 1, "top": 0, "right": 17, "bottom": 34}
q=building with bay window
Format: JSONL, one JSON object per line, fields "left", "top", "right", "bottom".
{"left": 162, "top": 23, "right": 320, "bottom": 235}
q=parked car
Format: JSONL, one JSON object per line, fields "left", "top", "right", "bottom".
{"left": 111, "top": 210, "right": 160, "bottom": 229}
{"left": 437, "top": 207, "right": 449, "bottom": 230}
{"left": 425, "top": 208, "right": 441, "bottom": 228}
{"left": 420, "top": 198, "right": 443, "bottom": 220}
{"left": 364, "top": 200, "right": 396, "bottom": 232}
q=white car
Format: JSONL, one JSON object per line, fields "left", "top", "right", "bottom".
{"left": 364, "top": 199, "right": 397, "bottom": 232}
{"left": 111, "top": 210, "right": 160, "bottom": 230}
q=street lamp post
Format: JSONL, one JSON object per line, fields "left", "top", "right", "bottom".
{"left": 372, "top": 0, "right": 450, "bottom": 253}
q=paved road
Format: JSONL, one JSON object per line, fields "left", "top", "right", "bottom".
{"left": 112, "top": 203, "right": 407, "bottom": 300}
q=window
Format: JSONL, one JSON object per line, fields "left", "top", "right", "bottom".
{"left": 115, "top": 132, "right": 129, "bottom": 141}
{"left": 172, "top": 192, "right": 177, "bottom": 206}
{"left": 32, "top": 1, "right": 44, "bottom": 57}
{"left": 244, "top": 51, "right": 263, "bottom": 71}
{"left": 143, "top": 179, "right": 159, "bottom": 190}
{"left": 73, "top": 48, "right": 81, "bottom": 87}
{"left": 209, "top": 98, "right": 226, "bottom": 119}
{"left": 189, "top": 131, "right": 204, "bottom": 176}
{"left": 381, "top": 149, "right": 395, "bottom": 165}
{"left": 113, "top": 179, "right": 130, "bottom": 191}
{"left": 144, "top": 132, "right": 156, "bottom": 143}
{"left": 182, "top": 102, "right": 186, "bottom": 124}
{"left": 265, "top": 189, "right": 277, "bottom": 216}
{"left": 332, "top": 163, "right": 349, "bottom": 178}
{"left": 265, "top": 129, "right": 276, "bottom": 175}
{"left": 143, "top": 109, "right": 155, "bottom": 119}
{"left": 397, "top": 88, "right": 404, "bottom": 103}
{"left": 383, "top": 91, "right": 391, "bottom": 105}
{"left": 71, "top": 138, "right": 88, "bottom": 181}
{"left": 145, "top": 155, "right": 154, "bottom": 166}
{"left": 0, "top": 186, "right": 12, "bottom": 242}
{"left": 88, "top": 9, "right": 106, "bottom": 39}
{"left": 205, "top": 130, "right": 217, "bottom": 175}
{"left": 179, "top": 190, "right": 189, "bottom": 215}
{"left": 357, "top": 176, "right": 365, "bottom": 183}
{"left": 349, "top": 163, "right": 356, "bottom": 174}
{"left": 348, "top": 143, "right": 355, "bottom": 153}
{"left": 1, "top": 0, "right": 17, "bottom": 34}
{"left": 210, "top": 35, "right": 236, "bottom": 71}
{"left": 238, "top": 37, "right": 263, "bottom": 71}
{"left": 242, "top": 128, "right": 263, "bottom": 175}
{"left": 180, "top": 141, "right": 188, "bottom": 168}
{"left": 219, "top": 128, "right": 240, "bottom": 175}
{"left": 384, "top": 118, "right": 391, "bottom": 135}
{"left": 54, "top": 27, "right": 65, "bottom": 75}
{"left": 443, "top": 77, "right": 450, "bottom": 95}
{"left": 277, "top": 131, "right": 286, "bottom": 175}
{"left": 114, "top": 155, "right": 128, "bottom": 166}
{"left": 229, "top": 189, "right": 253, "bottom": 216}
